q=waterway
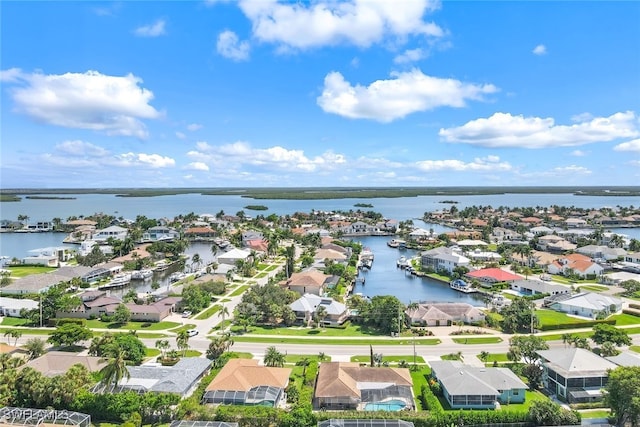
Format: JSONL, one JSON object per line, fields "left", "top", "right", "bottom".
{"left": 351, "top": 235, "right": 486, "bottom": 306}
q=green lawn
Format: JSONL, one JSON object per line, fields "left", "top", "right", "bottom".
{"left": 452, "top": 337, "right": 503, "bottom": 344}
{"left": 226, "top": 351, "right": 253, "bottom": 359}
{"left": 351, "top": 355, "right": 425, "bottom": 364}
{"left": 195, "top": 304, "right": 221, "bottom": 320}
{"left": 85, "top": 320, "right": 181, "bottom": 331}
{"left": 609, "top": 313, "right": 640, "bottom": 325}
{"left": 497, "top": 390, "right": 549, "bottom": 411}
{"left": 1, "top": 317, "right": 31, "bottom": 326}
{"left": 235, "top": 322, "right": 391, "bottom": 337}
{"left": 169, "top": 323, "right": 197, "bottom": 333}
{"left": 145, "top": 348, "right": 160, "bottom": 357}
{"left": 229, "top": 285, "right": 250, "bottom": 297}
{"left": 535, "top": 309, "right": 593, "bottom": 327}
{"left": 211, "top": 320, "right": 232, "bottom": 332}
{"left": 285, "top": 354, "right": 331, "bottom": 363}
{"left": 135, "top": 332, "right": 169, "bottom": 339}
{"left": 577, "top": 285, "right": 608, "bottom": 292}
{"left": 479, "top": 353, "right": 510, "bottom": 362}
{"left": 410, "top": 367, "right": 431, "bottom": 411}
{"left": 232, "top": 336, "right": 441, "bottom": 346}
{"left": 264, "top": 265, "right": 279, "bottom": 272}
{"left": 541, "top": 331, "right": 593, "bottom": 341}
{"left": 579, "top": 410, "right": 610, "bottom": 418}
{"left": 0, "top": 327, "right": 51, "bottom": 335}
{"left": 630, "top": 345, "right": 640, "bottom": 353}
{"left": 6, "top": 266, "right": 56, "bottom": 277}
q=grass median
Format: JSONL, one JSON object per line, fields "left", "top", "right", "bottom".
{"left": 451, "top": 336, "right": 503, "bottom": 344}
{"left": 230, "top": 336, "right": 441, "bottom": 345}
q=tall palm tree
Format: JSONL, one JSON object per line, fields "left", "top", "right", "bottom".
{"left": 218, "top": 305, "right": 230, "bottom": 325}
{"left": 314, "top": 306, "right": 328, "bottom": 328}
{"left": 263, "top": 346, "right": 285, "bottom": 367}
{"left": 176, "top": 330, "right": 190, "bottom": 357}
{"left": 99, "top": 349, "right": 130, "bottom": 392}
{"left": 155, "top": 339, "right": 170, "bottom": 359}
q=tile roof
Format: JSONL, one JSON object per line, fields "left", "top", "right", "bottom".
{"left": 205, "top": 359, "right": 291, "bottom": 392}
{"left": 288, "top": 270, "right": 331, "bottom": 288}
{"left": 21, "top": 351, "right": 106, "bottom": 377}
{"left": 314, "top": 362, "right": 412, "bottom": 399}
{"left": 466, "top": 268, "right": 522, "bottom": 282}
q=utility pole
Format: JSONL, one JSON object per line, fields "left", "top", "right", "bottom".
{"left": 39, "top": 293, "right": 43, "bottom": 328}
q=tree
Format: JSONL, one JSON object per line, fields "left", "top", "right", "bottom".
{"left": 296, "top": 357, "right": 311, "bottom": 378}
{"left": 598, "top": 341, "right": 620, "bottom": 357}
{"left": 507, "top": 335, "right": 549, "bottom": 364}
{"left": 605, "top": 366, "right": 640, "bottom": 427}
{"left": 23, "top": 338, "right": 46, "bottom": 360}
{"left": 478, "top": 351, "right": 490, "bottom": 363}
{"left": 99, "top": 349, "right": 131, "bottom": 392}
{"left": 155, "top": 339, "right": 170, "bottom": 359}
{"left": 48, "top": 323, "right": 93, "bottom": 348}
{"left": 206, "top": 333, "right": 234, "bottom": 365}
{"left": 113, "top": 303, "right": 131, "bottom": 324}
{"left": 181, "top": 284, "right": 211, "bottom": 313}
{"left": 500, "top": 297, "right": 536, "bottom": 334}
{"left": 314, "top": 306, "right": 327, "bottom": 328}
{"left": 218, "top": 305, "right": 230, "bottom": 325}
{"left": 263, "top": 346, "right": 285, "bottom": 367}
{"left": 5, "top": 330, "right": 21, "bottom": 346}
{"left": 592, "top": 324, "right": 631, "bottom": 346}
{"left": 176, "top": 330, "right": 190, "bottom": 357}
{"left": 191, "top": 253, "right": 201, "bottom": 272}
{"left": 528, "top": 400, "right": 580, "bottom": 426}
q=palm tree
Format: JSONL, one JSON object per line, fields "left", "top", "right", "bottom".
{"left": 155, "top": 339, "right": 170, "bottom": 359}
{"left": 191, "top": 253, "right": 201, "bottom": 272}
{"left": 314, "top": 306, "right": 328, "bottom": 328}
{"left": 99, "top": 349, "right": 130, "bottom": 392}
{"left": 296, "top": 357, "right": 311, "bottom": 377}
{"left": 176, "top": 330, "right": 190, "bottom": 357}
{"left": 207, "top": 332, "right": 234, "bottom": 365}
{"left": 24, "top": 337, "right": 46, "bottom": 360}
{"left": 479, "top": 351, "right": 490, "bottom": 363}
{"left": 263, "top": 346, "right": 285, "bottom": 367}
{"left": 218, "top": 305, "right": 230, "bottom": 325}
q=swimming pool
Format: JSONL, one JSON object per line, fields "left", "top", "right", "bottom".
{"left": 364, "top": 399, "right": 406, "bottom": 411}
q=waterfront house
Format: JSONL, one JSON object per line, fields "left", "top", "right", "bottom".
{"left": 106, "top": 357, "right": 211, "bottom": 397}
{"left": 58, "top": 293, "right": 182, "bottom": 322}
{"left": 0, "top": 297, "right": 39, "bottom": 317}
{"left": 342, "top": 221, "right": 377, "bottom": 235}
{"left": 465, "top": 268, "right": 522, "bottom": 285}
{"left": 549, "top": 292, "right": 622, "bottom": 318}
{"left": 1, "top": 272, "right": 70, "bottom": 295}
{"left": 283, "top": 270, "right": 335, "bottom": 296}
{"left": 509, "top": 279, "right": 570, "bottom": 296}
{"left": 314, "top": 248, "right": 348, "bottom": 264}
{"left": 92, "top": 225, "right": 128, "bottom": 242}
{"left": 420, "top": 247, "right": 470, "bottom": 274}
{"left": 21, "top": 254, "right": 58, "bottom": 267}
{"left": 202, "top": 359, "right": 291, "bottom": 407}
{"left": 547, "top": 253, "right": 604, "bottom": 278}
{"left": 20, "top": 351, "right": 106, "bottom": 377}
{"left": 184, "top": 226, "right": 217, "bottom": 239}
{"left": 290, "top": 294, "right": 349, "bottom": 325}
{"left": 430, "top": 360, "right": 527, "bottom": 409}
{"left": 313, "top": 362, "right": 414, "bottom": 411}
{"left": 537, "top": 348, "right": 617, "bottom": 403}
{"left": 405, "top": 302, "right": 485, "bottom": 326}
{"left": 141, "top": 226, "right": 179, "bottom": 242}
{"left": 216, "top": 248, "right": 252, "bottom": 266}
{"left": 565, "top": 218, "right": 588, "bottom": 228}
{"left": 576, "top": 245, "right": 626, "bottom": 261}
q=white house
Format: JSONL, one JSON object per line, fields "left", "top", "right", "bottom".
{"left": 550, "top": 292, "right": 623, "bottom": 319}
{"left": 0, "top": 297, "right": 39, "bottom": 317}
{"left": 547, "top": 254, "right": 604, "bottom": 278}
{"left": 421, "top": 247, "right": 470, "bottom": 274}
{"left": 216, "top": 248, "right": 252, "bottom": 265}
{"left": 92, "top": 225, "right": 128, "bottom": 242}
{"left": 289, "top": 294, "right": 349, "bottom": 325}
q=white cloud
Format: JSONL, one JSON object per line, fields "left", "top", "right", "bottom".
{"left": 114, "top": 153, "right": 175, "bottom": 168}
{"left": 415, "top": 155, "right": 512, "bottom": 172}
{"left": 317, "top": 69, "right": 498, "bottom": 122}
{"left": 394, "top": 48, "right": 427, "bottom": 64}
{"left": 1, "top": 69, "right": 161, "bottom": 138}
{"left": 439, "top": 111, "right": 638, "bottom": 148}
{"left": 217, "top": 30, "right": 250, "bottom": 61}
{"left": 55, "top": 140, "right": 109, "bottom": 157}
{"left": 185, "top": 162, "right": 210, "bottom": 171}
{"left": 0, "top": 68, "right": 22, "bottom": 82}
{"left": 176, "top": 132, "right": 186, "bottom": 140}
{"left": 187, "top": 123, "right": 203, "bottom": 131}
{"left": 614, "top": 138, "right": 640, "bottom": 152}
{"left": 187, "top": 140, "right": 346, "bottom": 172}
{"left": 552, "top": 165, "right": 591, "bottom": 174}
{"left": 237, "top": 0, "right": 443, "bottom": 50}
{"left": 532, "top": 44, "right": 547, "bottom": 55}
{"left": 134, "top": 19, "right": 167, "bottom": 37}
{"left": 570, "top": 149, "right": 588, "bottom": 157}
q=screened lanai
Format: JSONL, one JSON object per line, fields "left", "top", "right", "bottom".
{"left": 202, "top": 386, "right": 284, "bottom": 407}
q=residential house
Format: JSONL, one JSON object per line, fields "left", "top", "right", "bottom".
{"left": 111, "top": 358, "right": 211, "bottom": 397}
{"left": 565, "top": 218, "right": 588, "bottom": 228}
{"left": 313, "top": 362, "right": 414, "bottom": 411}
{"left": 141, "top": 226, "right": 179, "bottom": 242}
{"left": 1, "top": 272, "right": 72, "bottom": 295}
{"left": 21, "top": 254, "right": 58, "bottom": 267}
{"left": 283, "top": 270, "right": 334, "bottom": 296}
{"left": 342, "top": 221, "right": 377, "bottom": 235}
{"left": 491, "top": 227, "right": 521, "bottom": 242}
{"left": 521, "top": 217, "right": 543, "bottom": 226}
{"left": 378, "top": 219, "right": 399, "bottom": 233}
{"left": 217, "top": 248, "right": 252, "bottom": 266}
{"left": 184, "top": 226, "right": 217, "bottom": 239}
{"left": 241, "top": 231, "right": 264, "bottom": 247}
{"left": 576, "top": 245, "right": 626, "bottom": 261}
{"left": 405, "top": 303, "right": 485, "bottom": 327}
{"left": 92, "top": 225, "right": 128, "bottom": 242}
{"left": 430, "top": 360, "right": 527, "bottom": 409}
{"left": 510, "top": 250, "right": 558, "bottom": 269}
{"left": 290, "top": 294, "right": 349, "bottom": 325}
{"left": 58, "top": 293, "right": 182, "bottom": 322}
{"left": 315, "top": 248, "right": 349, "bottom": 264}
{"left": 606, "top": 351, "right": 640, "bottom": 367}
{"left": 537, "top": 235, "right": 577, "bottom": 253}
{"left": 509, "top": 280, "right": 570, "bottom": 296}
{"left": 465, "top": 268, "right": 522, "bottom": 285}
{"left": 601, "top": 271, "right": 640, "bottom": 286}
{"left": 537, "top": 348, "right": 617, "bottom": 403}
{"left": 20, "top": 351, "right": 106, "bottom": 377}
{"left": 409, "top": 228, "right": 433, "bottom": 241}
{"left": 420, "top": 247, "right": 470, "bottom": 274}
{"left": 547, "top": 254, "right": 604, "bottom": 278}
{"left": 202, "top": 359, "right": 291, "bottom": 407}
{"left": 549, "top": 292, "right": 623, "bottom": 318}
{"left": 624, "top": 252, "right": 640, "bottom": 265}
{"left": 0, "top": 297, "right": 39, "bottom": 317}
{"left": 530, "top": 226, "right": 553, "bottom": 235}
{"left": 466, "top": 249, "right": 502, "bottom": 262}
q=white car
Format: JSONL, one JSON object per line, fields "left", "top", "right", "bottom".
{"left": 182, "top": 310, "right": 192, "bottom": 318}
{"left": 187, "top": 329, "right": 199, "bottom": 337}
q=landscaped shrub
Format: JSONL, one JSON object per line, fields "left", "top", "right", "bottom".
{"left": 53, "top": 317, "right": 87, "bottom": 326}
{"left": 629, "top": 303, "right": 640, "bottom": 310}
{"left": 622, "top": 309, "right": 640, "bottom": 317}
{"left": 538, "top": 318, "right": 615, "bottom": 331}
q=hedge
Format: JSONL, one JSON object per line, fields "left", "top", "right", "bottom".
{"left": 622, "top": 309, "right": 640, "bottom": 317}
{"left": 537, "top": 319, "right": 615, "bottom": 331}
{"left": 49, "top": 317, "right": 87, "bottom": 327}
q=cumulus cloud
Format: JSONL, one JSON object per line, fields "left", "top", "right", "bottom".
{"left": 394, "top": 48, "right": 428, "bottom": 64}
{"left": 217, "top": 30, "right": 250, "bottom": 61}
{"left": 42, "top": 141, "right": 175, "bottom": 169}
{"left": 415, "top": 155, "right": 512, "bottom": 172}
{"left": 134, "top": 19, "right": 167, "bottom": 37}
{"left": 439, "top": 111, "right": 638, "bottom": 148}
{"left": 317, "top": 69, "right": 498, "bottom": 122}
{"left": 552, "top": 165, "right": 591, "bottom": 174}
{"left": 1, "top": 69, "right": 161, "bottom": 138}
{"left": 187, "top": 140, "right": 346, "bottom": 172}
{"left": 571, "top": 150, "right": 588, "bottom": 157}
{"left": 55, "top": 140, "right": 109, "bottom": 157}
{"left": 532, "top": 44, "right": 547, "bottom": 55}
{"left": 116, "top": 153, "right": 175, "bottom": 168}
{"left": 187, "top": 123, "right": 203, "bottom": 131}
{"left": 236, "top": 0, "right": 443, "bottom": 50}
{"left": 176, "top": 132, "right": 186, "bottom": 140}
{"left": 614, "top": 138, "right": 640, "bottom": 152}
{"left": 185, "top": 162, "right": 210, "bottom": 171}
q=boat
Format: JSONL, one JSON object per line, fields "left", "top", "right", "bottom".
{"left": 449, "top": 278, "right": 477, "bottom": 293}
{"left": 131, "top": 269, "right": 153, "bottom": 280}
{"left": 169, "top": 272, "right": 186, "bottom": 282}
{"left": 387, "top": 239, "right": 407, "bottom": 249}
{"left": 99, "top": 273, "right": 132, "bottom": 290}
{"left": 396, "top": 256, "right": 409, "bottom": 268}
{"left": 153, "top": 261, "right": 169, "bottom": 271}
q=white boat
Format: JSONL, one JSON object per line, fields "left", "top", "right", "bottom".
{"left": 169, "top": 272, "right": 186, "bottom": 282}
{"left": 387, "top": 239, "right": 407, "bottom": 248}
{"left": 396, "top": 256, "right": 409, "bottom": 268}
{"left": 449, "top": 279, "right": 477, "bottom": 293}
{"left": 99, "top": 273, "right": 132, "bottom": 289}
{"left": 131, "top": 269, "right": 153, "bottom": 280}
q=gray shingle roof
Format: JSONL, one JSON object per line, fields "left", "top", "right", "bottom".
{"left": 430, "top": 360, "right": 527, "bottom": 396}
{"left": 123, "top": 357, "right": 211, "bottom": 395}
{"left": 537, "top": 348, "right": 617, "bottom": 377}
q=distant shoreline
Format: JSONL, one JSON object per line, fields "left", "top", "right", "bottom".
{"left": 1, "top": 186, "right": 639, "bottom": 201}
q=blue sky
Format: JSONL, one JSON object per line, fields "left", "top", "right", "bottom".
{"left": 1, "top": 0, "right": 639, "bottom": 188}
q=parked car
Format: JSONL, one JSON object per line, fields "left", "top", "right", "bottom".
{"left": 187, "top": 329, "right": 199, "bottom": 337}
{"left": 182, "top": 310, "right": 192, "bottom": 318}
